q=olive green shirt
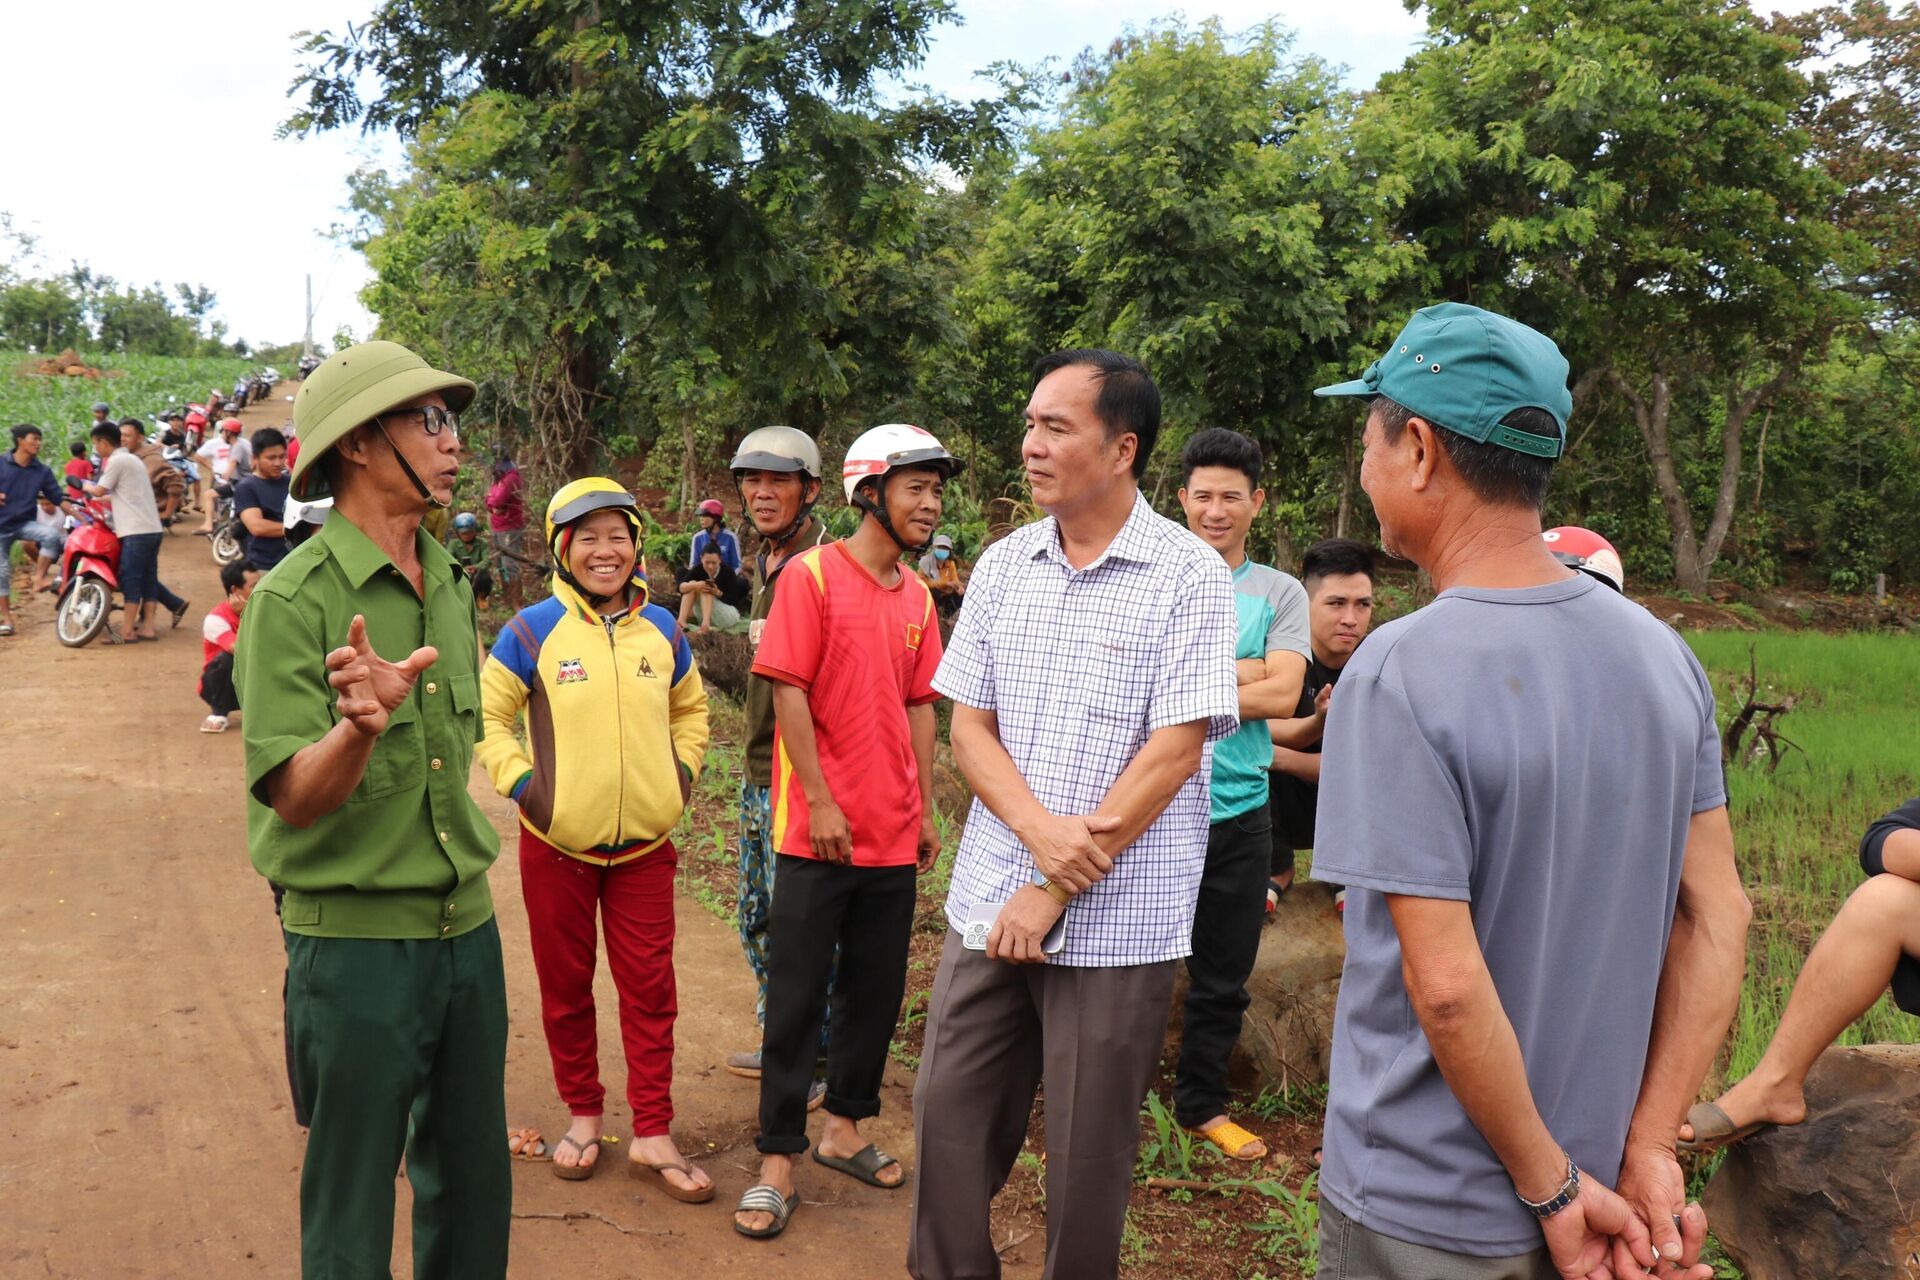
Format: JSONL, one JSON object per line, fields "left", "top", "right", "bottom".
{"left": 744, "top": 517, "right": 826, "bottom": 787}
{"left": 236, "top": 514, "right": 498, "bottom": 939}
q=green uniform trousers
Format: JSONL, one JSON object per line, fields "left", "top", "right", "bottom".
{"left": 285, "top": 918, "right": 511, "bottom": 1279}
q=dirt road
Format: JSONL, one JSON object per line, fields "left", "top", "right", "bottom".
{"left": 0, "top": 411, "right": 1030, "bottom": 1277}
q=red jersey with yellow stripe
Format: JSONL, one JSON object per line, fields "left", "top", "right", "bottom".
{"left": 750, "top": 541, "right": 943, "bottom": 867}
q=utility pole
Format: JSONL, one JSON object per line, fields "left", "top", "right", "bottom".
{"left": 302, "top": 274, "right": 314, "bottom": 359}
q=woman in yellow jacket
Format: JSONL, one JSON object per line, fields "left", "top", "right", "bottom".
{"left": 479, "top": 477, "right": 714, "bottom": 1200}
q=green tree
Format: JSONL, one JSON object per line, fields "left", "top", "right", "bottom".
{"left": 949, "top": 22, "right": 1422, "bottom": 554}
{"left": 1361, "top": 0, "right": 1863, "bottom": 594}
{"left": 291, "top": 0, "right": 1002, "bottom": 488}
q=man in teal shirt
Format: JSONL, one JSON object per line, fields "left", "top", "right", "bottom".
{"left": 236, "top": 341, "right": 508, "bottom": 1278}
{"left": 1173, "top": 427, "right": 1311, "bottom": 1161}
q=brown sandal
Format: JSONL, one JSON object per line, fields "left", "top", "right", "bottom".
{"left": 507, "top": 1126, "right": 548, "bottom": 1161}
{"left": 551, "top": 1134, "right": 601, "bottom": 1181}
{"left": 630, "top": 1155, "right": 716, "bottom": 1203}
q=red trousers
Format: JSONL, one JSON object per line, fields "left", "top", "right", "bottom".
{"left": 518, "top": 829, "right": 678, "bottom": 1137}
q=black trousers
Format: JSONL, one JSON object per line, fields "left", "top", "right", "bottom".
{"left": 201, "top": 650, "right": 240, "bottom": 716}
{"left": 757, "top": 855, "right": 917, "bottom": 1154}
{"left": 1174, "top": 802, "right": 1273, "bottom": 1128}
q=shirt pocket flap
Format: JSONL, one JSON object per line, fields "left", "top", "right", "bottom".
{"left": 450, "top": 671, "right": 480, "bottom": 713}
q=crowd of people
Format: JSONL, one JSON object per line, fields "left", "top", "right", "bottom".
{"left": 86, "top": 310, "right": 1887, "bottom": 1280}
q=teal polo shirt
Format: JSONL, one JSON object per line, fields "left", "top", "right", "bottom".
{"left": 1210, "top": 558, "right": 1311, "bottom": 822}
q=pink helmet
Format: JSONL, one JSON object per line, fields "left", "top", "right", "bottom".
{"left": 1543, "top": 526, "right": 1624, "bottom": 593}
{"left": 697, "top": 498, "right": 725, "bottom": 519}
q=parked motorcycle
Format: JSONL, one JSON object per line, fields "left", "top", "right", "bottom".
{"left": 55, "top": 500, "right": 121, "bottom": 648}
{"left": 207, "top": 491, "right": 244, "bottom": 567}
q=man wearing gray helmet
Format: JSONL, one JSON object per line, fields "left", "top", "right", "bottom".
{"left": 725, "top": 426, "right": 834, "bottom": 1086}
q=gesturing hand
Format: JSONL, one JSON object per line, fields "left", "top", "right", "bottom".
{"left": 1540, "top": 1172, "right": 1655, "bottom": 1280}
{"left": 1023, "top": 813, "right": 1120, "bottom": 892}
{"left": 1614, "top": 1145, "right": 1712, "bottom": 1279}
{"left": 326, "top": 613, "right": 439, "bottom": 738}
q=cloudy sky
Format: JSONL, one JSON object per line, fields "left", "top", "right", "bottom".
{"left": 0, "top": 1, "right": 1811, "bottom": 351}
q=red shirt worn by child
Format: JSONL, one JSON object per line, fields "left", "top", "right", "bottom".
{"left": 199, "top": 600, "right": 241, "bottom": 692}
{"left": 751, "top": 541, "right": 943, "bottom": 868}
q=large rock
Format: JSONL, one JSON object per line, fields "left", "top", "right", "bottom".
{"left": 1167, "top": 881, "right": 1347, "bottom": 1088}
{"left": 1703, "top": 1044, "right": 1920, "bottom": 1280}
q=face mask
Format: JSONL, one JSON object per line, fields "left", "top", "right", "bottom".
{"left": 934, "top": 548, "right": 950, "bottom": 561}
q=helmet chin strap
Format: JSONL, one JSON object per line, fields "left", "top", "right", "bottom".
{"left": 739, "top": 476, "right": 819, "bottom": 549}
{"left": 853, "top": 477, "right": 932, "bottom": 555}
{"left": 375, "top": 418, "right": 451, "bottom": 510}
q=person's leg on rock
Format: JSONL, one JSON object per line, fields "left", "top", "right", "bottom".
{"left": 518, "top": 829, "right": 610, "bottom": 1176}
{"left": 1688, "top": 873, "right": 1920, "bottom": 1142}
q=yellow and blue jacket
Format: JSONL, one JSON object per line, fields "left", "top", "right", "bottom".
{"left": 479, "top": 577, "right": 709, "bottom": 863}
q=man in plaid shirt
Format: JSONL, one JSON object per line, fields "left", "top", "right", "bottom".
{"left": 908, "top": 349, "right": 1238, "bottom": 1280}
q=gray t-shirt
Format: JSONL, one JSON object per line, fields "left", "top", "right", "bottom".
{"left": 1314, "top": 574, "right": 1725, "bottom": 1254}
{"left": 98, "top": 450, "right": 163, "bottom": 536}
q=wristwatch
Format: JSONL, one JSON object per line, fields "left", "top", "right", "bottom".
{"left": 1030, "top": 868, "right": 1074, "bottom": 907}
{"left": 1515, "top": 1152, "right": 1580, "bottom": 1219}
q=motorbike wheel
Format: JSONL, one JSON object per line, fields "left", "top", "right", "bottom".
{"left": 55, "top": 577, "right": 111, "bottom": 648}
{"left": 212, "top": 523, "right": 244, "bottom": 566}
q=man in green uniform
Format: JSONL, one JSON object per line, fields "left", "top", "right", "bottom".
{"left": 236, "top": 341, "right": 509, "bottom": 1278}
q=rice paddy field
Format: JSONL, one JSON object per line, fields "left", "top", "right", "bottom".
{"left": 1685, "top": 631, "right": 1920, "bottom": 1082}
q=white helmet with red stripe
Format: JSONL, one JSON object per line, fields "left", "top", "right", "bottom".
{"left": 1543, "top": 526, "right": 1624, "bottom": 593}
{"left": 840, "top": 423, "right": 964, "bottom": 502}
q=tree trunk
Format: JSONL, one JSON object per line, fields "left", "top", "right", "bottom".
{"left": 1751, "top": 407, "right": 1771, "bottom": 511}
{"left": 1612, "top": 353, "right": 1802, "bottom": 596}
{"left": 1334, "top": 430, "right": 1354, "bottom": 539}
{"left": 680, "top": 415, "right": 698, "bottom": 515}
{"left": 1610, "top": 368, "right": 1708, "bottom": 593}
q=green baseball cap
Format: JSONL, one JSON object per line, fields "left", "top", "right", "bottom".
{"left": 288, "top": 341, "right": 476, "bottom": 499}
{"left": 1314, "top": 303, "right": 1572, "bottom": 459}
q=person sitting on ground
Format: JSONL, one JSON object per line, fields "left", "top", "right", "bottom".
{"left": 1681, "top": 795, "right": 1920, "bottom": 1153}
{"left": 199, "top": 560, "right": 259, "bottom": 733}
{"left": 446, "top": 511, "right": 493, "bottom": 607}
{"left": 734, "top": 423, "right": 958, "bottom": 1241}
{"left": 122, "top": 419, "right": 186, "bottom": 525}
{"left": 479, "top": 478, "right": 713, "bottom": 1198}
{"left": 915, "top": 532, "right": 964, "bottom": 616}
{"left": 1266, "top": 537, "right": 1376, "bottom": 916}
{"left": 688, "top": 497, "right": 742, "bottom": 572}
{"left": 232, "top": 429, "right": 291, "bottom": 572}
{"left": 0, "top": 424, "right": 79, "bottom": 634}
{"left": 676, "top": 545, "right": 748, "bottom": 634}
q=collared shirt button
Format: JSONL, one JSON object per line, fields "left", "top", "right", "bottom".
{"left": 430, "top": 757, "right": 443, "bottom": 771}
{"left": 426, "top": 681, "right": 438, "bottom": 694}
{"left": 447, "top": 903, "right": 457, "bottom": 916}
{"left": 440, "top": 923, "right": 451, "bottom": 935}
{"left": 438, "top": 831, "right": 450, "bottom": 843}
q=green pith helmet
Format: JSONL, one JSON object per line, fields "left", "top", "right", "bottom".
{"left": 288, "top": 341, "right": 476, "bottom": 499}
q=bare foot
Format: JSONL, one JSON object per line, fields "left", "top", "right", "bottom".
{"left": 817, "top": 1113, "right": 903, "bottom": 1187}
{"left": 552, "top": 1115, "right": 602, "bottom": 1174}
{"left": 629, "top": 1133, "right": 712, "bottom": 1196}
{"left": 735, "top": 1153, "right": 794, "bottom": 1234}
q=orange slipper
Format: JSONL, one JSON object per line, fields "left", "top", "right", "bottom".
{"left": 1187, "top": 1119, "right": 1268, "bottom": 1162}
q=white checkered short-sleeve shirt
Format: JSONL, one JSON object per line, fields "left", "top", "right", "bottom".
{"left": 933, "top": 491, "right": 1239, "bottom": 967}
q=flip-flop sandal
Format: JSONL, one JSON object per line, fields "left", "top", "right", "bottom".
{"left": 550, "top": 1133, "right": 601, "bottom": 1181}
{"left": 0, "top": 623, "right": 13, "bottom": 637}
{"left": 807, "top": 1079, "right": 827, "bottom": 1113}
{"left": 1678, "top": 1100, "right": 1772, "bottom": 1155}
{"left": 1188, "top": 1119, "right": 1268, "bottom": 1162}
{"left": 630, "top": 1156, "right": 716, "bottom": 1203}
{"left": 733, "top": 1184, "right": 800, "bottom": 1239}
{"left": 507, "top": 1126, "right": 548, "bottom": 1161}
{"left": 812, "top": 1143, "right": 905, "bottom": 1190}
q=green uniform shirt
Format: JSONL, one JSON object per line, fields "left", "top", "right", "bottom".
{"left": 236, "top": 513, "right": 499, "bottom": 939}
{"left": 743, "top": 517, "right": 826, "bottom": 787}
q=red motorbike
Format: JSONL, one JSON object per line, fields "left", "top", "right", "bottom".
{"left": 55, "top": 498, "right": 121, "bottom": 647}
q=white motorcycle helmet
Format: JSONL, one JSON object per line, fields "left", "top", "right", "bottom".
{"left": 840, "top": 423, "right": 965, "bottom": 553}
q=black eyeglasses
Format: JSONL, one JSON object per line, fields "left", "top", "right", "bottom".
{"left": 376, "top": 405, "right": 460, "bottom": 436}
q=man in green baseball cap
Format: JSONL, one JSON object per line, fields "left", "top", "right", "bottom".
{"left": 1306, "top": 303, "right": 1746, "bottom": 1278}
{"left": 236, "top": 341, "right": 511, "bottom": 1277}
